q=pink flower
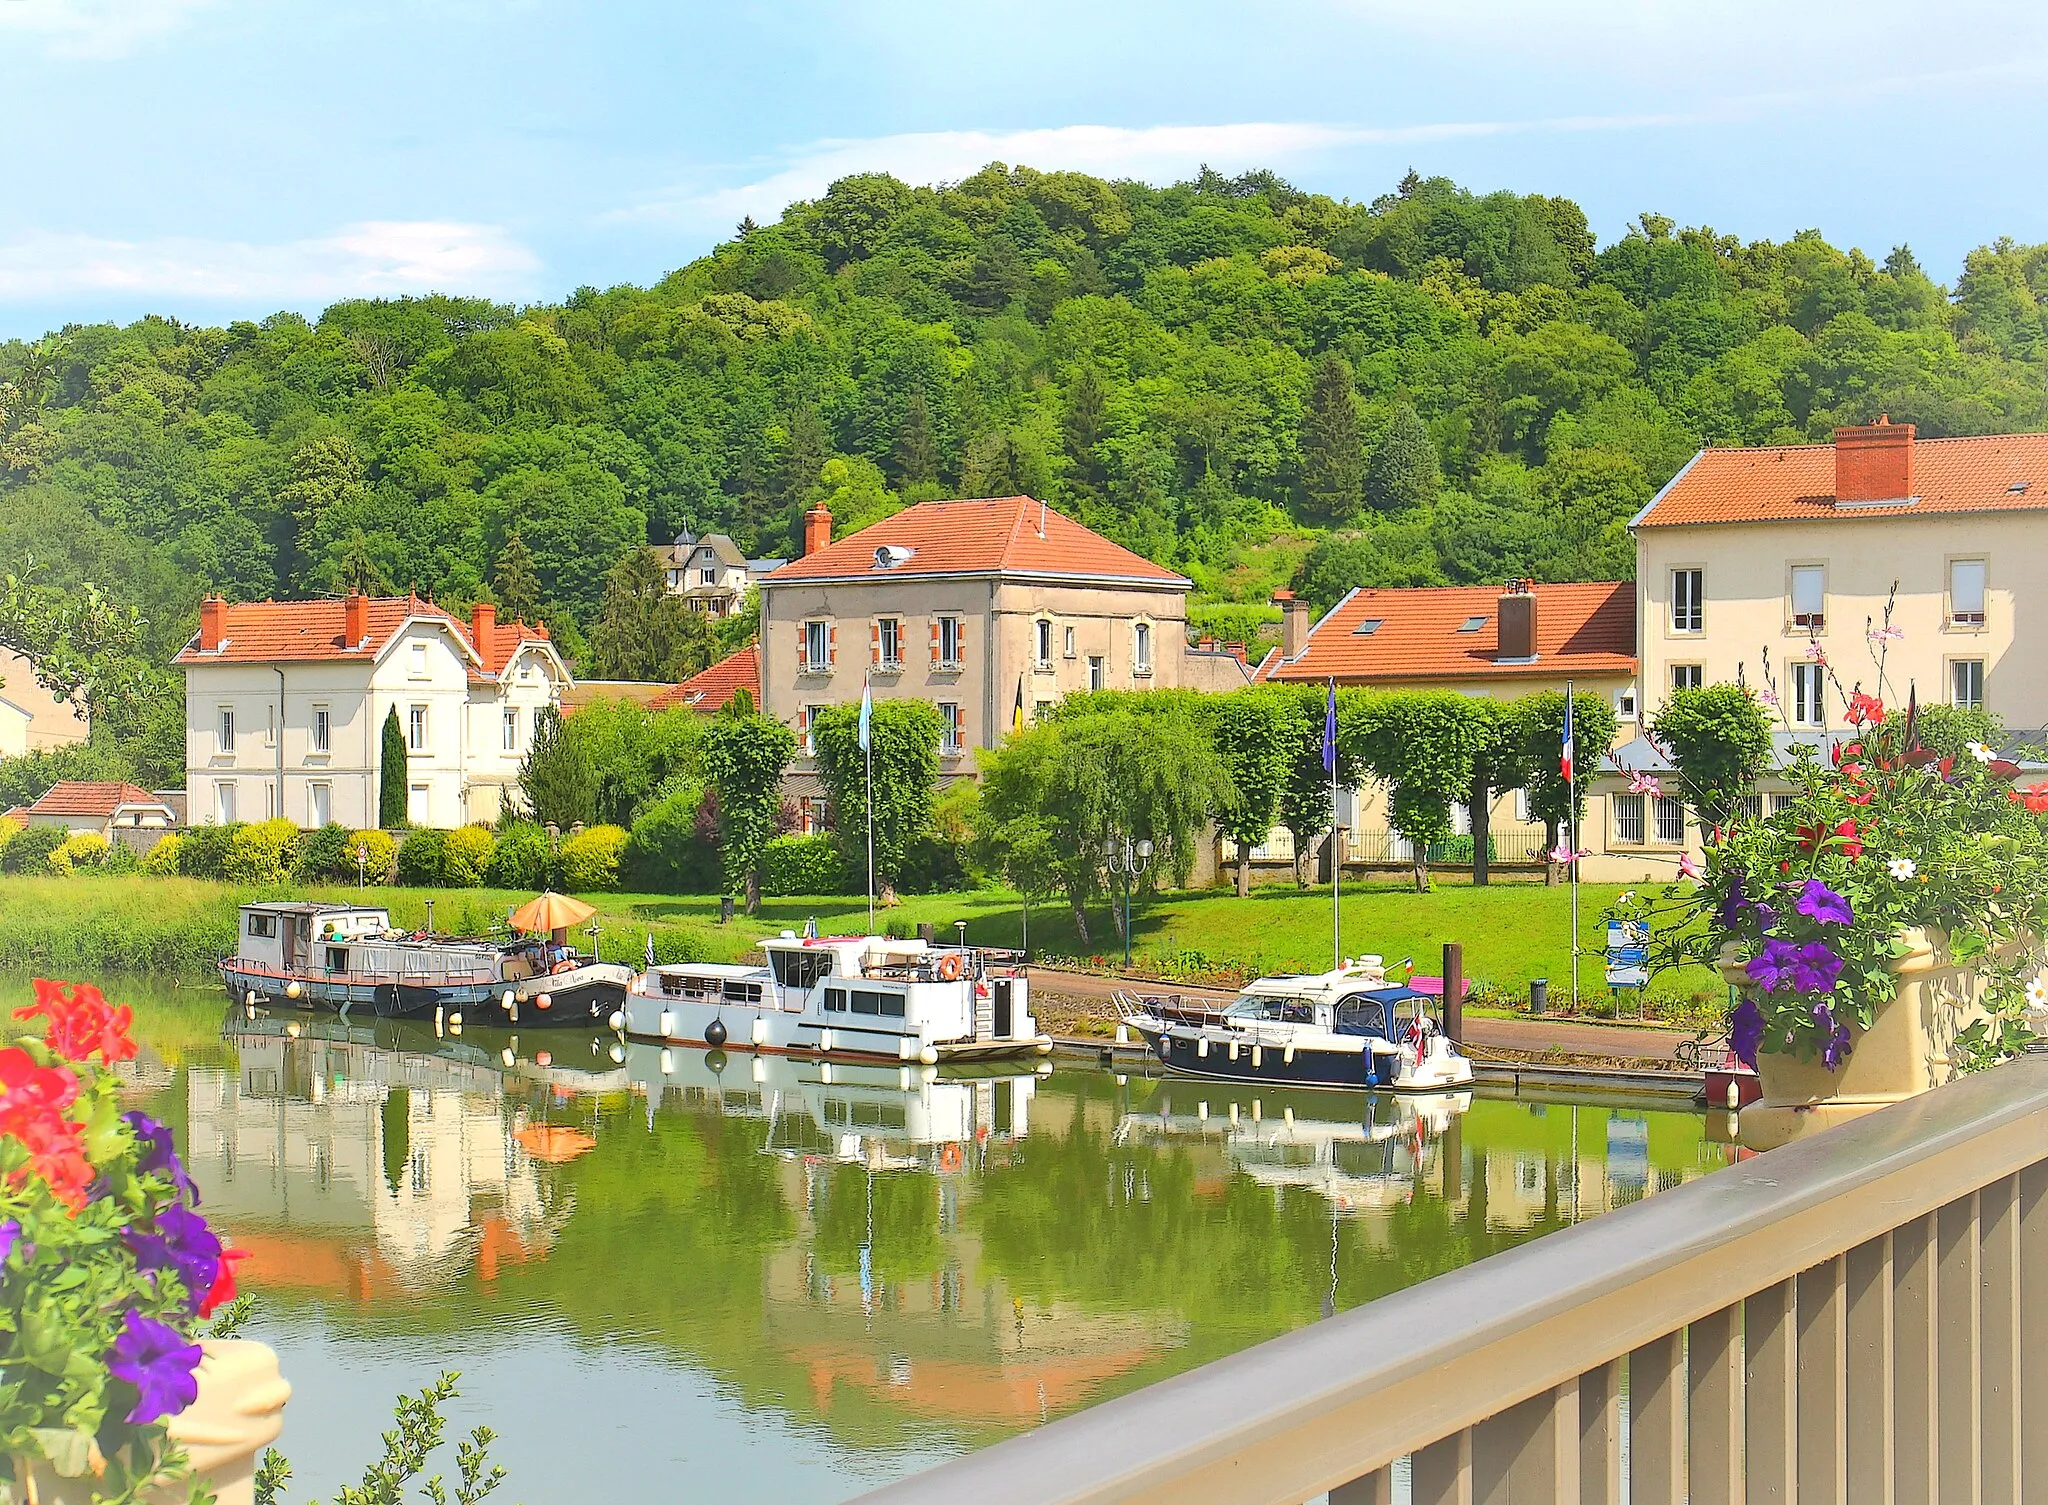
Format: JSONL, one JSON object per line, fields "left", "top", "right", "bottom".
{"left": 1678, "top": 852, "right": 1702, "bottom": 880}
{"left": 1546, "top": 843, "right": 1590, "bottom": 865}
{"left": 1757, "top": 688, "right": 1779, "bottom": 708}
{"left": 1627, "top": 770, "right": 1662, "bottom": 797}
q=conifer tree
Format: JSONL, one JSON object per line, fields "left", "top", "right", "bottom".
{"left": 779, "top": 405, "right": 830, "bottom": 508}
{"left": 493, "top": 531, "right": 542, "bottom": 624}
{"left": 1062, "top": 366, "right": 1108, "bottom": 493}
{"left": 1299, "top": 352, "right": 1363, "bottom": 521}
{"left": 378, "top": 706, "right": 408, "bottom": 827}
{"left": 337, "top": 529, "right": 393, "bottom": 596}
{"left": 1365, "top": 400, "right": 1441, "bottom": 514}
{"left": 892, "top": 390, "right": 939, "bottom": 487}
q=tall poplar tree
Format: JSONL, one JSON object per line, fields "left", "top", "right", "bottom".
{"left": 378, "top": 706, "right": 408, "bottom": 827}
{"left": 701, "top": 698, "right": 796, "bottom": 913}
{"left": 811, "top": 698, "right": 942, "bottom": 905}
{"left": 1299, "top": 351, "right": 1364, "bottom": 521}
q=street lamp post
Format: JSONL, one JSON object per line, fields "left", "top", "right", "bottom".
{"left": 1105, "top": 836, "right": 1154, "bottom": 968}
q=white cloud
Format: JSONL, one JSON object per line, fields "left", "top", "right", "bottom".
{"left": 0, "top": 0, "right": 218, "bottom": 59}
{"left": 0, "top": 221, "right": 543, "bottom": 305}
{"left": 616, "top": 114, "right": 1692, "bottom": 228}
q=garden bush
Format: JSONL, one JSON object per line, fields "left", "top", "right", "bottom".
{"left": 291, "top": 823, "right": 354, "bottom": 882}
{"left": 559, "top": 823, "right": 629, "bottom": 891}
{"left": 175, "top": 822, "right": 236, "bottom": 879}
{"left": 443, "top": 824, "right": 495, "bottom": 888}
{"left": 101, "top": 839, "right": 142, "bottom": 875}
{"left": 47, "top": 831, "right": 110, "bottom": 873}
{"left": 141, "top": 832, "right": 183, "bottom": 875}
{"left": 1, "top": 824, "right": 67, "bottom": 875}
{"left": 623, "top": 784, "right": 718, "bottom": 894}
{"left": 761, "top": 834, "right": 847, "bottom": 897}
{"left": 485, "top": 821, "right": 552, "bottom": 890}
{"left": 349, "top": 828, "right": 398, "bottom": 884}
{"left": 223, "top": 818, "right": 300, "bottom": 884}
{"left": 394, "top": 827, "right": 449, "bottom": 886}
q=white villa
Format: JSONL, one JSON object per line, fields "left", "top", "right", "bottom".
{"left": 177, "top": 593, "right": 569, "bottom": 830}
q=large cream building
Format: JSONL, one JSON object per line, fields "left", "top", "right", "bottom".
{"left": 0, "top": 647, "right": 90, "bottom": 758}
{"left": 759, "top": 496, "right": 1251, "bottom": 811}
{"left": 1633, "top": 417, "right": 2045, "bottom": 729}
{"left": 177, "top": 593, "right": 568, "bottom": 829}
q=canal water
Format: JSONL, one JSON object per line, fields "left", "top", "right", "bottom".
{"left": 10, "top": 976, "right": 1735, "bottom": 1502}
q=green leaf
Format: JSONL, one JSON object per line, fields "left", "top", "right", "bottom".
{"left": 29, "top": 1425, "right": 96, "bottom": 1478}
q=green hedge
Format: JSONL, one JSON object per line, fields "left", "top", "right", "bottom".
{"left": 761, "top": 835, "right": 847, "bottom": 897}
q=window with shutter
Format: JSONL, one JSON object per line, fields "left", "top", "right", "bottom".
{"left": 871, "top": 623, "right": 881, "bottom": 665}
{"left": 930, "top": 621, "right": 940, "bottom": 666}
{"left": 828, "top": 623, "right": 837, "bottom": 666}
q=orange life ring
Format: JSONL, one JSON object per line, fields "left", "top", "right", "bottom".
{"left": 551, "top": 960, "right": 577, "bottom": 975}
{"left": 939, "top": 1142, "right": 964, "bottom": 1172}
{"left": 935, "top": 954, "right": 964, "bottom": 981}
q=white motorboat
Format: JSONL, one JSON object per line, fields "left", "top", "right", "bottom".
{"left": 1120, "top": 958, "right": 1475, "bottom": 1092}
{"left": 624, "top": 930, "right": 1053, "bottom": 1064}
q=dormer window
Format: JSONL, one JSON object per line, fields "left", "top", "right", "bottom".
{"left": 1457, "top": 616, "right": 1487, "bottom": 633}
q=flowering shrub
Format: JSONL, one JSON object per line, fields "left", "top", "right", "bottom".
{"left": 0, "top": 979, "right": 240, "bottom": 1495}
{"left": 1622, "top": 700, "right": 2048, "bottom": 1073}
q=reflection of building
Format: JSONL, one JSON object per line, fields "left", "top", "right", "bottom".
{"left": 187, "top": 1022, "right": 591, "bottom": 1296}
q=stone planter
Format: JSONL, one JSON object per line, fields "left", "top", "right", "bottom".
{"left": 1723, "top": 927, "right": 1989, "bottom": 1151}
{"left": 8, "top": 1340, "right": 289, "bottom": 1505}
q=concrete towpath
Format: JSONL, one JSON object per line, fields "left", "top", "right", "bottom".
{"left": 1027, "top": 965, "right": 1691, "bottom": 1065}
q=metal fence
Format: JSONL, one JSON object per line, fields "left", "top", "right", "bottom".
{"left": 853, "top": 1056, "right": 2048, "bottom": 1504}
{"left": 1344, "top": 829, "right": 1550, "bottom": 865}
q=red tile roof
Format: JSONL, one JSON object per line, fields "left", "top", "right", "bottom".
{"left": 650, "top": 646, "right": 761, "bottom": 714}
{"left": 763, "top": 497, "right": 1186, "bottom": 586}
{"left": 1260, "top": 582, "right": 1636, "bottom": 684}
{"left": 174, "top": 596, "right": 550, "bottom": 674}
{"left": 1638, "top": 431, "right": 2048, "bottom": 528}
{"left": 26, "top": 782, "right": 170, "bottom": 818}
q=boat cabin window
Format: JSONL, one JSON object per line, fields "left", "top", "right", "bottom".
{"left": 720, "top": 980, "right": 763, "bottom": 1005}
{"left": 769, "top": 949, "right": 834, "bottom": 990}
{"left": 824, "top": 987, "right": 905, "bottom": 1017}
{"left": 325, "top": 946, "right": 348, "bottom": 972}
{"left": 1225, "top": 995, "right": 1315, "bottom": 1024}
{"left": 246, "top": 913, "right": 278, "bottom": 939}
{"left": 1335, "top": 996, "right": 1391, "bottom": 1037}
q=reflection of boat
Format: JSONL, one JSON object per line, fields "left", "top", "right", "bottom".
{"left": 1118, "top": 1081, "right": 1472, "bottom": 1209}
{"left": 1121, "top": 963, "right": 1474, "bottom": 1091}
{"left": 625, "top": 1041, "right": 1044, "bottom": 1168}
{"left": 224, "top": 1008, "right": 631, "bottom": 1096}
{"left": 220, "top": 901, "right": 634, "bottom": 1026}
{"left": 626, "top": 932, "right": 1051, "bottom": 1063}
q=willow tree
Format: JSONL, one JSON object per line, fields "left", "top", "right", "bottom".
{"left": 701, "top": 692, "right": 796, "bottom": 913}
{"left": 811, "top": 697, "right": 941, "bottom": 905}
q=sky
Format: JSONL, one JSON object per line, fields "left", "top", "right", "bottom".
{"left": 3, "top": 0, "right": 2048, "bottom": 338}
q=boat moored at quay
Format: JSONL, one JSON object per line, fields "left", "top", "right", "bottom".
{"left": 625, "top": 930, "right": 1053, "bottom": 1064}
{"left": 221, "top": 900, "right": 634, "bottom": 1027}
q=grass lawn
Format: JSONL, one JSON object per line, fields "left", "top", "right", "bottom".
{"left": 0, "top": 873, "right": 1717, "bottom": 1012}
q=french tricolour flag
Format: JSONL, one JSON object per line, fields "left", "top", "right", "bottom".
{"left": 1560, "top": 695, "right": 1574, "bottom": 784}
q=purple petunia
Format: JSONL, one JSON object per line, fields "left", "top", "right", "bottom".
{"left": 106, "top": 1311, "right": 202, "bottom": 1425}
{"left": 1716, "top": 886, "right": 1751, "bottom": 929}
{"left": 1729, "top": 997, "right": 1765, "bottom": 1071}
{"left": 1746, "top": 938, "right": 1799, "bottom": 992}
{"left": 0, "top": 1219, "right": 18, "bottom": 1266}
{"left": 1789, "top": 941, "right": 1844, "bottom": 995}
{"left": 1794, "top": 880, "right": 1854, "bottom": 926}
{"left": 125, "top": 1203, "right": 222, "bottom": 1314}
{"left": 123, "top": 1111, "right": 196, "bottom": 1203}
{"left": 1812, "top": 1001, "right": 1855, "bottom": 1070}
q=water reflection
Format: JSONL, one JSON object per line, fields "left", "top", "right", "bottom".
{"left": 43, "top": 976, "right": 1735, "bottom": 1503}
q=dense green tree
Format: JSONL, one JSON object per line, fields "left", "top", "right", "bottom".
{"left": 1514, "top": 690, "right": 1620, "bottom": 883}
{"left": 378, "top": 706, "right": 408, "bottom": 827}
{"left": 1344, "top": 690, "right": 1492, "bottom": 891}
{"left": 585, "top": 548, "right": 716, "bottom": 682}
{"left": 1363, "top": 401, "right": 1440, "bottom": 514}
{"left": 1298, "top": 352, "right": 1363, "bottom": 521}
{"left": 1205, "top": 688, "right": 1291, "bottom": 897}
{"left": 892, "top": 390, "right": 939, "bottom": 488}
{"left": 492, "top": 531, "right": 542, "bottom": 625}
{"left": 518, "top": 704, "right": 595, "bottom": 828}
{"left": 1651, "top": 683, "right": 1774, "bottom": 830}
{"left": 810, "top": 697, "right": 942, "bottom": 905}
{"left": 700, "top": 696, "right": 796, "bottom": 912}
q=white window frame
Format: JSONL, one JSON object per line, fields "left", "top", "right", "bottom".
{"left": 936, "top": 616, "right": 962, "bottom": 669}
{"left": 1670, "top": 664, "right": 1703, "bottom": 693}
{"left": 215, "top": 781, "right": 237, "bottom": 825}
{"left": 264, "top": 703, "right": 277, "bottom": 749}
{"left": 312, "top": 706, "right": 331, "bottom": 755}
{"left": 502, "top": 706, "right": 519, "bottom": 752}
{"left": 1952, "top": 658, "right": 1985, "bottom": 712}
{"left": 803, "top": 620, "right": 830, "bottom": 674}
{"left": 409, "top": 641, "right": 429, "bottom": 680}
{"left": 878, "top": 617, "right": 903, "bottom": 670}
{"left": 1790, "top": 564, "right": 1827, "bottom": 631}
{"left": 309, "top": 782, "right": 332, "bottom": 828}
{"left": 408, "top": 704, "right": 429, "bottom": 753}
{"left": 1088, "top": 655, "right": 1105, "bottom": 691}
{"left": 1669, "top": 568, "right": 1704, "bottom": 634}
{"left": 407, "top": 782, "right": 430, "bottom": 825}
{"left": 801, "top": 705, "right": 825, "bottom": 758}
{"left": 1789, "top": 662, "right": 1827, "bottom": 728}
{"left": 1653, "top": 795, "right": 1686, "bottom": 845}
{"left": 1034, "top": 618, "right": 1053, "bottom": 670}
{"left": 1615, "top": 687, "right": 1639, "bottom": 721}
{"left": 938, "top": 702, "right": 963, "bottom": 756}
{"left": 699, "top": 567, "right": 719, "bottom": 587}
{"left": 1614, "top": 793, "right": 1645, "bottom": 844}
{"left": 1063, "top": 625, "right": 1077, "bottom": 659}
{"left": 1132, "top": 620, "right": 1153, "bottom": 677}
{"left": 217, "top": 707, "right": 236, "bottom": 756}
{"left": 1949, "top": 558, "right": 1987, "bottom": 628}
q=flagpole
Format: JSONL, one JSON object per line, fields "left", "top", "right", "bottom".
{"left": 1567, "top": 679, "right": 1579, "bottom": 1012}
{"left": 863, "top": 674, "right": 875, "bottom": 935}
{"left": 1327, "top": 679, "right": 1340, "bottom": 973}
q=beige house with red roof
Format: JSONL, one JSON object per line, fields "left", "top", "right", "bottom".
{"left": 0, "top": 648, "right": 90, "bottom": 758}
{"left": 15, "top": 781, "right": 176, "bottom": 838}
{"left": 759, "top": 497, "right": 1249, "bottom": 803}
{"left": 176, "top": 593, "right": 568, "bottom": 830}
{"left": 650, "top": 645, "right": 761, "bottom": 716}
{"left": 1633, "top": 417, "right": 2048, "bottom": 730}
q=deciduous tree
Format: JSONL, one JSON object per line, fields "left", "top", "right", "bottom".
{"left": 811, "top": 697, "right": 942, "bottom": 905}
{"left": 701, "top": 695, "right": 796, "bottom": 913}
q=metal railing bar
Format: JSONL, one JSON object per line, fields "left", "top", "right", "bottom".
{"left": 852, "top": 1059, "right": 2048, "bottom": 1505}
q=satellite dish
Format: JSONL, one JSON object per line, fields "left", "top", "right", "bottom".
{"left": 874, "top": 545, "right": 915, "bottom": 569}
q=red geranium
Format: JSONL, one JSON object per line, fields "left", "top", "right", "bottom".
{"left": 0, "top": 1046, "right": 91, "bottom": 1211}
{"left": 2013, "top": 786, "right": 2048, "bottom": 815}
{"left": 17, "top": 979, "right": 136, "bottom": 1065}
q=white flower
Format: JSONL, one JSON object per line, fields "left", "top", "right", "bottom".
{"left": 1968, "top": 742, "right": 1994, "bottom": 763}
{"left": 1888, "top": 857, "right": 1917, "bottom": 880}
{"left": 2029, "top": 972, "right": 2048, "bottom": 1010}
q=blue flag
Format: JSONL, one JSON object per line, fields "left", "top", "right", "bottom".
{"left": 1322, "top": 680, "right": 1337, "bottom": 775}
{"left": 858, "top": 679, "right": 872, "bottom": 751}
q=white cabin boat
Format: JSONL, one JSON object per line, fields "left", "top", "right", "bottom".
{"left": 624, "top": 931, "right": 1052, "bottom": 1064}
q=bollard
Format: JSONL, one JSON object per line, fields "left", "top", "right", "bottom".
{"left": 1530, "top": 978, "right": 1548, "bottom": 1015}
{"left": 1442, "top": 941, "right": 1464, "bottom": 1042}
{"left": 720, "top": 895, "right": 734, "bottom": 924}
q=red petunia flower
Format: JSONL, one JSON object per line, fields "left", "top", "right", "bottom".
{"left": 17, "top": 980, "right": 137, "bottom": 1065}
{"left": 197, "top": 1248, "right": 250, "bottom": 1318}
{"left": 0, "top": 1047, "right": 91, "bottom": 1212}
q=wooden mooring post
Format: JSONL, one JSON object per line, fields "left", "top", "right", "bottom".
{"left": 1442, "top": 940, "right": 1464, "bottom": 1043}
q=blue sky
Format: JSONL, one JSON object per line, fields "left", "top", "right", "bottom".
{"left": 3, "top": 0, "right": 2046, "bottom": 338}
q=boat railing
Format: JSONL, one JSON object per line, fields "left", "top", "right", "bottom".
{"left": 230, "top": 961, "right": 499, "bottom": 986}
{"left": 852, "top": 1055, "right": 2048, "bottom": 1505}
{"left": 1113, "top": 990, "right": 1232, "bottom": 1028}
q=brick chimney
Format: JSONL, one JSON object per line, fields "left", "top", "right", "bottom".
{"left": 803, "top": 505, "right": 833, "bottom": 557}
{"left": 471, "top": 601, "right": 497, "bottom": 640}
{"left": 1834, "top": 415, "right": 1915, "bottom": 504}
{"left": 1274, "top": 590, "right": 1310, "bottom": 660}
{"left": 343, "top": 591, "right": 369, "bottom": 648}
{"left": 198, "top": 595, "right": 227, "bottom": 652}
{"left": 1496, "top": 580, "right": 1538, "bottom": 662}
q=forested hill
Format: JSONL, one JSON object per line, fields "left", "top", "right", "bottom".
{"left": 6, "top": 164, "right": 2048, "bottom": 685}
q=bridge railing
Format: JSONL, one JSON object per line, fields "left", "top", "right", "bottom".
{"left": 854, "top": 1055, "right": 2048, "bottom": 1505}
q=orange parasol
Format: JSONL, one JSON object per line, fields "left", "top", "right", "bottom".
{"left": 513, "top": 1125, "right": 596, "bottom": 1163}
{"left": 509, "top": 892, "right": 596, "bottom": 934}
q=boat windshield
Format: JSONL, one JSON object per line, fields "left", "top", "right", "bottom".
{"left": 1223, "top": 993, "right": 1317, "bottom": 1025}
